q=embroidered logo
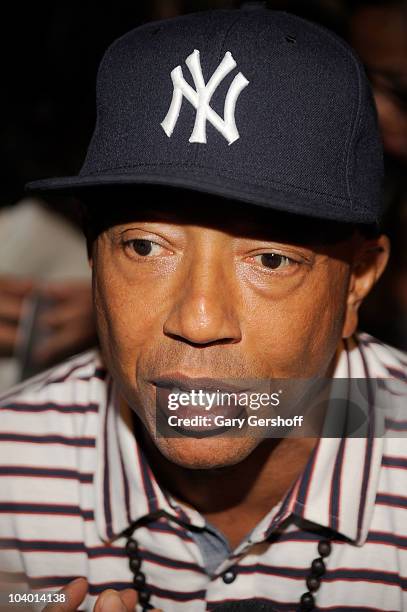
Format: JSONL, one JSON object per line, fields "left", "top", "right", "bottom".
{"left": 161, "top": 49, "right": 249, "bottom": 145}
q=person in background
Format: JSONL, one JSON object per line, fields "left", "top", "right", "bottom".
{"left": 0, "top": 5, "right": 153, "bottom": 392}
{"left": 348, "top": 0, "right": 407, "bottom": 164}
{"left": 0, "top": 198, "right": 96, "bottom": 391}
{"left": 347, "top": 0, "right": 407, "bottom": 349}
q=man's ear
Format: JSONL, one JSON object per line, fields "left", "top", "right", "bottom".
{"left": 342, "top": 234, "right": 390, "bottom": 339}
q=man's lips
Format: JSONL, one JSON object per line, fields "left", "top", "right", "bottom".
{"left": 151, "top": 373, "right": 251, "bottom": 429}
{"left": 151, "top": 373, "right": 251, "bottom": 394}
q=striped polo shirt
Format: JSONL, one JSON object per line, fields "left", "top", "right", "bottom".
{"left": 0, "top": 333, "right": 407, "bottom": 611}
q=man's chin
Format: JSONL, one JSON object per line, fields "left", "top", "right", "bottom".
{"left": 153, "top": 435, "right": 260, "bottom": 470}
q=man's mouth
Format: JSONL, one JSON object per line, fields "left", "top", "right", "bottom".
{"left": 150, "top": 374, "right": 250, "bottom": 436}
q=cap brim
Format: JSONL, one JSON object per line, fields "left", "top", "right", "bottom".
{"left": 26, "top": 169, "right": 373, "bottom": 224}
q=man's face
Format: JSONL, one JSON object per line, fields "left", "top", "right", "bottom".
{"left": 91, "top": 192, "right": 354, "bottom": 469}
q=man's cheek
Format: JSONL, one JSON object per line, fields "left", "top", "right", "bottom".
{"left": 98, "top": 291, "right": 154, "bottom": 356}
{"left": 291, "top": 272, "right": 348, "bottom": 367}
{"left": 254, "top": 273, "right": 346, "bottom": 375}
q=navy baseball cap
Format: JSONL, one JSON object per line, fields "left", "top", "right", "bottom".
{"left": 27, "top": 6, "right": 384, "bottom": 224}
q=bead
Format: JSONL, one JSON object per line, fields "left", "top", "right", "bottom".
{"left": 129, "top": 557, "right": 141, "bottom": 573}
{"left": 123, "top": 535, "right": 335, "bottom": 611}
{"left": 318, "top": 539, "right": 332, "bottom": 558}
{"left": 133, "top": 572, "right": 146, "bottom": 588}
{"left": 125, "top": 538, "right": 139, "bottom": 555}
{"left": 222, "top": 569, "right": 237, "bottom": 584}
{"left": 311, "top": 557, "right": 326, "bottom": 577}
{"left": 138, "top": 589, "right": 151, "bottom": 604}
{"left": 306, "top": 575, "right": 321, "bottom": 592}
{"left": 300, "top": 591, "right": 315, "bottom": 610}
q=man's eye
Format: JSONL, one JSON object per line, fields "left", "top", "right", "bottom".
{"left": 254, "top": 253, "right": 293, "bottom": 270}
{"left": 126, "top": 239, "right": 163, "bottom": 256}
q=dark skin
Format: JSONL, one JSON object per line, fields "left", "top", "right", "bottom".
{"left": 47, "top": 190, "right": 389, "bottom": 610}
{"left": 139, "top": 424, "right": 317, "bottom": 549}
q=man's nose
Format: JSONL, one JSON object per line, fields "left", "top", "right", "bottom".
{"left": 163, "top": 254, "right": 242, "bottom": 346}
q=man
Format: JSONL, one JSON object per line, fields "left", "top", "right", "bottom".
{"left": 1, "top": 6, "right": 407, "bottom": 612}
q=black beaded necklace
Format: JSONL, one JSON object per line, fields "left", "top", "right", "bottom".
{"left": 123, "top": 515, "right": 332, "bottom": 612}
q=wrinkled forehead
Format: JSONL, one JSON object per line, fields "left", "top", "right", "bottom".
{"left": 80, "top": 185, "right": 359, "bottom": 246}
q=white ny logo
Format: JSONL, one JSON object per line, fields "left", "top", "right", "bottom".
{"left": 161, "top": 49, "right": 249, "bottom": 145}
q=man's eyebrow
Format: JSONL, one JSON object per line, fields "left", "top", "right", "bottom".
{"left": 82, "top": 193, "right": 363, "bottom": 246}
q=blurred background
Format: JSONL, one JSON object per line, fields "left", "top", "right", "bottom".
{"left": 0, "top": 0, "right": 406, "bottom": 391}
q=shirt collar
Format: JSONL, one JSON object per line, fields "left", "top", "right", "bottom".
{"left": 95, "top": 378, "right": 206, "bottom": 542}
{"left": 94, "top": 335, "right": 385, "bottom": 545}
{"left": 260, "top": 336, "right": 385, "bottom": 546}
